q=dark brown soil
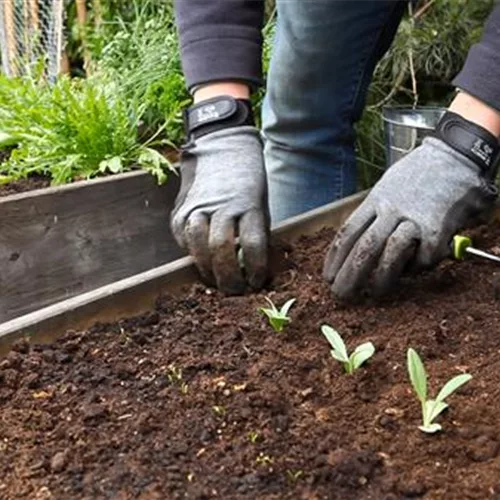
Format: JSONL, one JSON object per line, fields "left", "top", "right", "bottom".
{"left": 1, "top": 225, "right": 500, "bottom": 499}
{"left": 0, "top": 175, "right": 50, "bottom": 197}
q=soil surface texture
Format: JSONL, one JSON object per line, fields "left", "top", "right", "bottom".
{"left": 1, "top": 225, "right": 500, "bottom": 499}
{"left": 0, "top": 175, "right": 50, "bottom": 197}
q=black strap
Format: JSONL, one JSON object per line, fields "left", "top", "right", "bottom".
{"left": 184, "top": 96, "right": 254, "bottom": 141}
{"left": 435, "top": 111, "right": 500, "bottom": 179}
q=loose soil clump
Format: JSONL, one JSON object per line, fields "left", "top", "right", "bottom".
{"left": 1, "top": 225, "right": 500, "bottom": 499}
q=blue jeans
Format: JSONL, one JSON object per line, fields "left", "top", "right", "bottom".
{"left": 262, "top": 0, "right": 408, "bottom": 223}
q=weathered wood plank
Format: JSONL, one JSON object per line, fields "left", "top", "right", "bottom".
{"left": 0, "top": 171, "right": 183, "bottom": 322}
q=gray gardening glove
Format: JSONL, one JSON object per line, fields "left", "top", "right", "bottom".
{"left": 171, "top": 118, "right": 269, "bottom": 295}
{"left": 324, "top": 129, "right": 498, "bottom": 300}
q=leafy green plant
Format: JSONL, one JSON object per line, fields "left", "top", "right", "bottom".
{"left": 94, "top": 0, "right": 189, "bottom": 144}
{"left": 407, "top": 348, "right": 472, "bottom": 434}
{"left": 258, "top": 297, "right": 296, "bottom": 332}
{"left": 321, "top": 325, "right": 375, "bottom": 374}
{"left": 0, "top": 73, "right": 175, "bottom": 185}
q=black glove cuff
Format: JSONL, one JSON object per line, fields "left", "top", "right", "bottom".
{"left": 184, "top": 96, "right": 254, "bottom": 141}
{"left": 435, "top": 111, "right": 500, "bottom": 179}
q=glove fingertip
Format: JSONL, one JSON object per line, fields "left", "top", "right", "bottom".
{"left": 239, "top": 210, "right": 269, "bottom": 291}
{"left": 330, "top": 280, "right": 357, "bottom": 304}
{"left": 170, "top": 214, "right": 187, "bottom": 249}
{"left": 322, "top": 243, "right": 338, "bottom": 282}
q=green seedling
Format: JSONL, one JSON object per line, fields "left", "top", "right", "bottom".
{"left": 167, "top": 364, "right": 188, "bottom": 394}
{"left": 258, "top": 297, "right": 296, "bottom": 332}
{"left": 407, "top": 348, "right": 472, "bottom": 434}
{"left": 321, "top": 325, "right": 375, "bottom": 374}
{"left": 167, "top": 364, "right": 183, "bottom": 384}
{"left": 255, "top": 453, "right": 273, "bottom": 466}
{"left": 248, "top": 431, "right": 260, "bottom": 444}
{"left": 212, "top": 405, "right": 226, "bottom": 416}
{"left": 286, "top": 469, "right": 304, "bottom": 483}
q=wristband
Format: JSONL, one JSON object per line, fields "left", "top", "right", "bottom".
{"left": 435, "top": 111, "right": 500, "bottom": 179}
{"left": 184, "top": 96, "right": 254, "bottom": 141}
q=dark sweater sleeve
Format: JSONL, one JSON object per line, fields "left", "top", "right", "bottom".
{"left": 453, "top": 6, "right": 500, "bottom": 111}
{"left": 174, "top": 0, "right": 265, "bottom": 90}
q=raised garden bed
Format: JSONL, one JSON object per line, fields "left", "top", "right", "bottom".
{"left": 0, "top": 171, "right": 183, "bottom": 323}
{"left": 1, "top": 194, "right": 499, "bottom": 499}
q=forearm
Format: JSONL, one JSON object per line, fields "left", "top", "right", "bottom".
{"left": 194, "top": 82, "right": 250, "bottom": 104}
{"left": 452, "top": 5, "right": 500, "bottom": 113}
{"left": 449, "top": 92, "right": 500, "bottom": 138}
{"left": 174, "top": 0, "right": 265, "bottom": 91}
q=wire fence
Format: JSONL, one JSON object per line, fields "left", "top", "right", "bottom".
{"left": 0, "top": 0, "right": 65, "bottom": 81}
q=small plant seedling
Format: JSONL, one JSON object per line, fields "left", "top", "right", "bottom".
{"left": 167, "top": 364, "right": 188, "bottom": 394}
{"left": 212, "top": 405, "right": 226, "bottom": 416}
{"left": 407, "top": 348, "right": 472, "bottom": 434}
{"left": 167, "top": 364, "right": 183, "bottom": 384}
{"left": 255, "top": 452, "right": 273, "bottom": 466}
{"left": 258, "top": 297, "right": 296, "bottom": 332}
{"left": 286, "top": 469, "right": 304, "bottom": 483}
{"left": 248, "top": 431, "right": 260, "bottom": 444}
{"left": 321, "top": 325, "right": 375, "bottom": 374}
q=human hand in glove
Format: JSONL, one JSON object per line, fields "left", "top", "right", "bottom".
{"left": 324, "top": 110, "right": 499, "bottom": 301}
{"left": 171, "top": 96, "right": 269, "bottom": 295}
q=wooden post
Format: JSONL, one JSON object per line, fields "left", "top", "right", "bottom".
{"left": 22, "top": 0, "right": 34, "bottom": 69}
{"left": 29, "top": 0, "right": 40, "bottom": 48}
{"left": 54, "top": 0, "right": 64, "bottom": 69}
{"left": 3, "top": 0, "right": 18, "bottom": 76}
{"left": 61, "top": 51, "right": 71, "bottom": 75}
{"left": 92, "top": 0, "right": 103, "bottom": 30}
{"left": 26, "top": 0, "right": 40, "bottom": 67}
{"left": 76, "top": 0, "right": 91, "bottom": 74}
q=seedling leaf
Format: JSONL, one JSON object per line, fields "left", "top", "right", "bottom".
{"left": 270, "top": 317, "right": 286, "bottom": 332}
{"left": 407, "top": 348, "right": 472, "bottom": 434}
{"left": 436, "top": 374, "right": 472, "bottom": 403}
{"left": 264, "top": 297, "right": 278, "bottom": 313}
{"left": 407, "top": 348, "right": 427, "bottom": 403}
{"left": 258, "top": 297, "right": 295, "bottom": 332}
{"left": 321, "top": 325, "right": 349, "bottom": 363}
{"left": 425, "top": 399, "right": 448, "bottom": 424}
{"left": 280, "top": 298, "right": 296, "bottom": 316}
{"left": 321, "top": 325, "right": 375, "bottom": 374}
{"left": 350, "top": 342, "right": 376, "bottom": 371}
{"left": 419, "top": 423, "right": 442, "bottom": 434}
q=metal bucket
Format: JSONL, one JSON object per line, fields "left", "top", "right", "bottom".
{"left": 383, "top": 106, "right": 446, "bottom": 167}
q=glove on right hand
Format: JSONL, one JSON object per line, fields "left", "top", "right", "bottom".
{"left": 171, "top": 126, "right": 269, "bottom": 295}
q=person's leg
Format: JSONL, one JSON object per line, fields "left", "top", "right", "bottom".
{"left": 263, "top": 0, "right": 407, "bottom": 223}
